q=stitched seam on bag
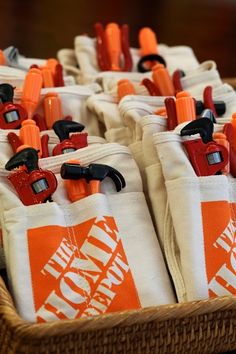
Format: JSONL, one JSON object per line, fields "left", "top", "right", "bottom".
{"left": 87, "top": 94, "right": 117, "bottom": 104}
{"left": 120, "top": 95, "right": 166, "bottom": 106}
{"left": 165, "top": 176, "right": 228, "bottom": 190}
{"left": 0, "top": 133, "right": 105, "bottom": 145}
{"left": 140, "top": 117, "right": 167, "bottom": 128}
{"left": 163, "top": 202, "right": 187, "bottom": 302}
{"left": 153, "top": 133, "right": 181, "bottom": 145}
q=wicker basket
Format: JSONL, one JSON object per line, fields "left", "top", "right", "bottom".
{"left": 0, "top": 275, "right": 236, "bottom": 354}
{"left": 1, "top": 77, "right": 236, "bottom": 354}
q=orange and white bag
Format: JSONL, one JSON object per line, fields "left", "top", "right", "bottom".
{"left": 153, "top": 128, "right": 236, "bottom": 302}
{"left": 0, "top": 143, "right": 175, "bottom": 322}
{"left": 74, "top": 35, "right": 199, "bottom": 85}
{"left": 0, "top": 134, "right": 106, "bottom": 269}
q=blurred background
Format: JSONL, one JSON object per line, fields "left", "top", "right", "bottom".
{"left": 1, "top": 0, "right": 236, "bottom": 77}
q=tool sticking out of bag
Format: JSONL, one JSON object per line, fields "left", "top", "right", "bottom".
{"left": 95, "top": 22, "right": 133, "bottom": 72}
{"left": 7, "top": 118, "right": 49, "bottom": 158}
{"left": 195, "top": 86, "right": 226, "bottom": 118}
{"left": 5, "top": 147, "right": 57, "bottom": 205}
{"left": 0, "top": 83, "right": 28, "bottom": 129}
{"left": 46, "top": 59, "right": 65, "bottom": 87}
{"left": 141, "top": 78, "right": 161, "bottom": 96}
{"left": 117, "top": 79, "right": 136, "bottom": 101}
{"left": 21, "top": 68, "right": 43, "bottom": 119}
{"left": 180, "top": 118, "right": 229, "bottom": 176}
{"left": 52, "top": 120, "right": 88, "bottom": 155}
{"left": 30, "top": 58, "right": 65, "bottom": 88}
{"left": 33, "top": 92, "right": 73, "bottom": 131}
{"left": 60, "top": 160, "right": 126, "bottom": 202}
{"left": 164, "top": 90, "right": 196, "bottom": 130}
{"left": 172, "top": 69, "right": 185, "bottom": 93}
{"left": 141, "top": 64, "right": 175, "bottom": 96}
{"left": 171, "top": 72, "right": 226, "bottom": 117}
{"left": 222, "top": 113, "right": 236, "bottom": 177}
{"left": 137, "top": 27, "right": 166, "bottom": 72}
{"left": 0, "top": 69, "right": 44, "bottom": 131}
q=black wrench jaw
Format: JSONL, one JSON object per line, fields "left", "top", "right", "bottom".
{"left": 5, "top": 148, "right": 39, "bottom": 172}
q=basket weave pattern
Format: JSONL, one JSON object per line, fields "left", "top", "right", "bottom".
{"left": 1, "top": 277, "right": 236, "bottom": 354}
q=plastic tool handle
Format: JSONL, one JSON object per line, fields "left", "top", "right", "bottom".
{"left": 105, "top": 23, "right": 121, "bottom": 71}
{"left": 120, "top": 24, "right": 133, "bottom": 72}
{"left": 46, "top": 58, "right": 59, "bottom": 76}
{"left": 139, "top": 27, "right": 158, "bottom": 56}
{"left": 41, "top": 66, "right": 54, "bottom": 88}
{"left": 94, "top": 22, "right": 111, "bottom": 71}
{"left": 54, "top": 64, "right": 65, "bottom": 87}
{"left": 176, "top": 91, "right": 196, "bottom": 124}
{"left": 165, "top": 97, "right": 178, "bottom": 130}
{"left": 223, "top": 123, "right": 236, "bottom": 177}
{"left": 152, "top": 64, "right": 175, "bottom": 96}
{"left": 141, "top": 78, "right": 161, "bottom": 96}
{"left": 33, "top": 113, "right": 48, "bottom": 131}
{"left": 21, "top": 68, "right": 43, "bottom": 119}
{"left": 172, "top": 70, "right": 185, "bottom": 93}
{"left": 0, "top": 50, "right": 6, "bottom": 65}
{"left": 19, "top": 119, "right": 42, "bottom": 157}
{"left": 62, "top": 160, "right": 88, "bottom": 202}
{"left": 213, "top": 132, "right": 230, "bottom": 174}
{"left": 41, "top": 134, "right": 50, "bottom": 158}
{"left": 7, "top": 132, "right": 23, "bottom": 153}
{"left": 44, "top": 92, "right": 63, "bottom": 129}
{"left": 231, "top": 113, "right": 236, "bottom": 151}
{"left": 117, "top": 79, "right": 135, "bottom": 101}
{"left": 203, "top": 86, "right": 217, "bottom": 117}
{"left": 89, "top": 180, "right": 100, "bottom": 194}
{"left": 154, "top": 107, "right": 167, "bottom": 116}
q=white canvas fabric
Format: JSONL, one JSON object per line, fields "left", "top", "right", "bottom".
{"left": 118, "top": 95, "right": 167, "bottom": 142}
{"left": 57, "top": 48, "right": 82, "bottom": 84}
{"left": 139, "top": 115, "right": 167, "bottom": 249}
{"left": 17, "top": 56, "right": 46, "bottom": 71}
{"left": 74, "top": 35, "right": 199, "bottom": 84}
{"left": 181, "top": 61, "right": 223, "bottom": 96}
{"left": 86, "top": 93, "right": 133, "bottom": 145}
{"left": 14, "top": 84, "right": 104, "bottom": 136}
{"left": 96, "top": 72, "right": 151, "bottom": 94}
{"left": 0, "top": 143, "right": 176, "bottom": 322}
{"left": 153, "top": 127, "right": 236, "bottom": 302}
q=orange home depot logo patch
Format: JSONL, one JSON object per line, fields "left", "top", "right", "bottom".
{"left": 27, "top": 216, "right": 141, "bottom": 322}
{"left": 201, "top": 201, "right": 236, "bottom": 297}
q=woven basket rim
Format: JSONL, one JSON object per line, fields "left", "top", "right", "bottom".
{"left": 1, "top": 275, "right": 236, "bottom": 339}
